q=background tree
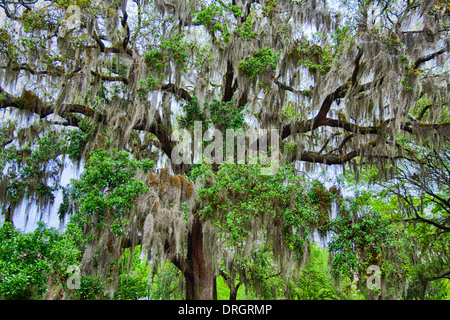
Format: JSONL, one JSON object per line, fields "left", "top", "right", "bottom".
{"left": 362, "top": 141, "right": 450, "bottom": 299}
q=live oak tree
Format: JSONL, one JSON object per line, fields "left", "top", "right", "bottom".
{"left": 1, "top": 0, "right": 450, "bottom": 299}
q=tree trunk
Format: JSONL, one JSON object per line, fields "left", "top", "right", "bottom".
{"left": 219, "top": 270, "right": 242, "bottom": 300}
{"left": 213, "top": 277, "right": 217, "bottom": 300}
{"left": 229, "top": 287, "right": 238, "bottom": 300}
{"left": 184, "top": 217, "right": 214, "bottom": 300}
{"left": 5, "top": 205, "right": 13, "bottom": 225}
{"left": 229, "top": 281, "right": 242, "bottom": 300}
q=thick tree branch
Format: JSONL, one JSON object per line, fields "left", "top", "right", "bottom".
{"left": 0, "top": 86, "right": 175, "bottom": 160}
{"left": 402, "top": 194, "right": 450, "bottom": 231}
{"left": 427, "top": 271, "right": 450, "bottom": 281}
{"left": 223, "top": 60, "right": 237, "bottom": 102}
{"left": 318, "top": 132, "right": 341, "bottom": 154}
{"left": 272, "top": 76, "right": 313, "bottom": 97}
{"left": 91, "top": 70, "right": 129, "bottom": 85}
{"left": 291, "top": 140, "right": 377, "bottom": 165}
{"left": 416, "top": 104, "right": 431, "bottom": 121}
{"left": 91, "top": 31, "right": 106, "bottom": 52}
{"left": 121, "top": 11, "right": 130, "bottom": 52}
{"left": 313, "top": 82, "right": 349, "bottom": 127}
{"left": 2, "top": 63, "right": 64, "bottom": 76}
{"left": 414, "top": 48, "right": 446, "bottom": 70}
{"left": 160, "top": 83, "right": 193, "bottom": 102}
{"left": 351, "top": 48, "right": 364, "bottom": 85}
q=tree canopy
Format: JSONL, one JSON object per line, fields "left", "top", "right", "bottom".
{"left": 0, "top": 0, "right": 449, "bottom": 300}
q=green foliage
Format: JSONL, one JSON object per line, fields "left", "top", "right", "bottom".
{"left": 75, "top": 275, "right": 105, "bottom": 300}
{"left": 338, "top": 151, "right": 450, "bottom": 299}
{"left": 178, "top": 97, "right": 246, "bottom": 131}
{"left": 0, "top": 28, "right": 16, "bottom": 60}
{"left": 147, "top": 263, "right": 183, "bottom": 300}
{"left": 0, "top": 222, "right": 81, "bottom": 300}
{"left": 281, "top": 101, "right": 302, "bottom": 122}
{"left": 0, "top": 122, "right": 97, "bottom": 209}
{"left": 161, "top": 34, "right": 190, "bottom": 67}
{"left": 243, "top": 246, "right": 285, "bottom": 299}
{"left": 193, "top": 2, "right": 231, "bottom": 43}
{"left": 21, "top": 9, "right": 56, "bottom": 33}
{"left": 0, "top": 28, "right": 11, "bottom": 47}
{"left": 137, "top": 75, "right": 159, "bottom": 98}
{"left": 326, "top": 193, "right": 405, "bottom": 285}
{"left": 177, "top": 97, "right": 208, "bottom": 131}
{"left": 195, "top": 163, "right": 333, "bottom": 258}
{"left": 0, "top": 123, "right": 93, "bottom": 209}
{"left": 144, "top": 49, "right": 165, "bottom": 71}
{"left": 54, "top": 0, "right": 104, "bottom": 18}
{"left": 194, "top": 2, "right": 224, "bottom": 30}
{"left": 66, "top": 129, "right": 89, "bottom": 161}
{"left": 401, "top": 209, "right": 450, "bottom": 299}
{"left": 293, "top": 244, "right": 337, "bottom": 300}
{"left": 235, "top": 16, "right": 256, "bottom": 40}
{"left": 116, "top": 246, "right": 184, "bottom": 300}
{"left": 262, "top": 0, "right": 280, "bottom": 19}
{"left": 331, "top": 26, "right": 355, "bottom": 51}
{"left": 206, "top": 99, "right": 246, "bottom": 129}
{"left": 229, "top": 4, "right": 243, "bottom": 17}
{"left": 145, "top": 34, "right": 190, "bottom": 74}
{"left": 292, "top": 26, "right": 356, "bottom": 75}
{"left": 295, "top": 43, "right": 332, "bottom": 74}
{"left": 115, "top": 246, "right": 151, "bottom": 300}
{"left": 238, "top": 47, "right": 281, "bottom": 80}
{"left": 71, "top": 148, "right": 153, "bottom": 234}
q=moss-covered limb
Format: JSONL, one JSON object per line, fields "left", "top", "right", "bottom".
{"left": 323, "top": 117, "right": 396, "bottom": 134}
{"left": 280, "top": 115, "right": 381, "bottom": 140}
{"left": 283, "top": 114, "right": 450, "bottom": 166}
{"left": 296, "top": 50, "right": 380, "bottom": 132}
{"left": 0, "top": 86, "right": 180, "bottom": 166}
{"left": 312, "top": 49, "right": 366, "bottom": 124}
{"left": 287, "top": 140, "right": 376, "bottom": 165}
{"left": 292, "top": 114, "right": 387, "bottom": 137}
{"left": 160, "top": 83, "right": 193, "bottom": 102}
{"left": 272, "top": 75, "right": 312, "bottom": 97}
{"left": 1, "top": 63, "right": 64, "bottom": 77}
{"left": 281, "top": 118, "right": 315, "bottom": 139}
{"left": 90, "top": 70, "right": 128, "bottom": 85}
{"left": 0, "top": 86, "right": 21, "bottom": 108}
{"left": 413, "top": 48, "right": 447, "bottom": 70}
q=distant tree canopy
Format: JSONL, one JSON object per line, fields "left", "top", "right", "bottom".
{"left": 0, "top": 0, "right": 449, "bottom": 300}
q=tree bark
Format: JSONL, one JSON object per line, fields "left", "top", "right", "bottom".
{"left": 184, "top": 217, "right": 214, "bottom": 300}
{"left": 5, "top": 205, "right": 13, "bottom": 226}
{"left": 219, "top": 270, "right": 242, "bottom": 300}
{"left": 229, "top": 283, "right": 241, "bottom": 300}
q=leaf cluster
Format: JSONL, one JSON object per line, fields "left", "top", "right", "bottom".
{"left": 238, "top": 47, "right": 281, "bottom": 80}
{"left": 71, "top": 148, "right": 153, "bottom": 235}
{"left": 0, "top": 222, "right": 81, "bottom": 299}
